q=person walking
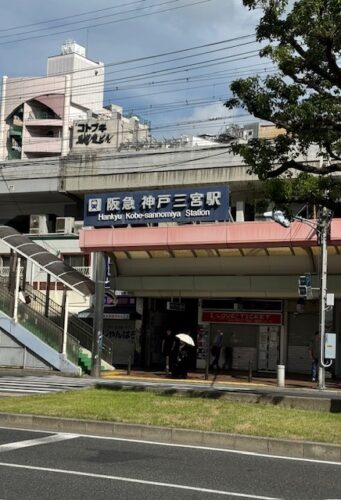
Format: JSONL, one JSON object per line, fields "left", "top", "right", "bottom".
{"left": 210, "top": 330, "right": 223, "bottom": 371}
{"left": 309, "top": 331, "right": 320, "bottom": 382}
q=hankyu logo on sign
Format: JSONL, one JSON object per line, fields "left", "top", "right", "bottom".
{"left": 88, "top": 199, "right": 102, "bottom": 213}
{"left": 84, "top": 186, "right": 229, "bottom": 227}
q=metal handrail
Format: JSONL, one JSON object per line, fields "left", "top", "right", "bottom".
{"left": 0, "top": 277, "right": 113, "bottom": 365}
{"left": 24, "top": 283, "right": 113, "bottom": 364}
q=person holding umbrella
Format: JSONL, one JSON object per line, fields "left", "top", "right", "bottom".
{"left": 171, "top": 333, "right": 194, "bottom": 379}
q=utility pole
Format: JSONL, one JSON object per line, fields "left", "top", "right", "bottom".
{"left": 317, "top": 207, "right": 332, "bottom": 390}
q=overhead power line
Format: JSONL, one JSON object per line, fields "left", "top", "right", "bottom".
{"left": 2, "top": 47, "right": 262, "bottom": 104}
{"left": 1, "top": 35, "right": 257, "bottom": 97}
{"left": 0, "top": 0, "right": 159, "bottom": 34}
{"left": 1, "top": 109, "right": 253, "bottom": 155}
{"left": 0, "top": 0, "right": 216, "bottom": 46}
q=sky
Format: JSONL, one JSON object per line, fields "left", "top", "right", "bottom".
{"left": 0, "top": 0, "right": 269, "bottom": 138}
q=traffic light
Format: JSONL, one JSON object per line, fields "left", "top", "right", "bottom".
{"left": 298, "top": 273, "right": 313, "bottom": 299}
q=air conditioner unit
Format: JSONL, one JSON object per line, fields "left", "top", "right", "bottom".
{"left": 29, "top": 214, "right": 48, "bottom": 234}
{"left": 73, "top": 220, "right": 84, "bottom": 235}
{"left": 55, "top": 217, "right": 75, "bottom": 234}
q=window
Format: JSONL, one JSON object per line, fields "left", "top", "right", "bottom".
{"left": 0, "top": 255, "right": 10, "bottom": 267}
{"left": 62, "top": 254, "right": 90, "bottom": 267}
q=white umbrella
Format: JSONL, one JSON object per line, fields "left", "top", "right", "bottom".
{"left": 176, "top": 333, "right": 195, "bottom": 346}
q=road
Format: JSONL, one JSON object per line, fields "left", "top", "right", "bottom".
{"left": 0, "top": 427, "right": 339, "bottom": 499}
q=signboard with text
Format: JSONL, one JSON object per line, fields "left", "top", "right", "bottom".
{"left": 202, "top": 311, "right": 282, "bottom": 325}
{"left": 84, "top": 185, "right": 229, "bottom": 227}
{"left": 73, "top": 120, "right": 115, "bottom": 149}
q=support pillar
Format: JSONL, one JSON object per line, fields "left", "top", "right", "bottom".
{"left": 91, "top": 252, "right": 105, "bottom": 377}
{"left": 0, "top": 76, "right": 8, "bottom": 160}
{"left": 62, "top": 291, "right": 69, "bottom": 355}
{"left": 13, "top": 257, "right": 21, "bottom": 323}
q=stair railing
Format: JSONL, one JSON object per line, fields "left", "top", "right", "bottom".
{"left": 0, "top": 285, "right": 80, "bottom": 365}
{"left": 24, "top": 283, "right": 113, "bottom": 365}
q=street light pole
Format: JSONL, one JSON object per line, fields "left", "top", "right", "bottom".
{"left": 264, "top": 207, "right": 333, "bottom": 390}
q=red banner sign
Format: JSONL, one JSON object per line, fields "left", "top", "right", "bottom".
{"left": 202, "top": 311, "right": 282, "bottom": 325}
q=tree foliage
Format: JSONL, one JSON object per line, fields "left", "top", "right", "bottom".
{"left": 225, "top": 0, "right": 341, "bottom": 209}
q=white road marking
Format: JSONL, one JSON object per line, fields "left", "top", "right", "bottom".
{"left": 0, "top": 433, "right": 78, "bottom": 453}
{"left": 0, "top": 425, "right": 340, "bottom": 466}
{"left": 0, "top": 462, "right": 282, "bottom": 499}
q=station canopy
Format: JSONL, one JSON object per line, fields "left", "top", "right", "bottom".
{"left": 0, "top": 225, "right": 95, "bottom": 297}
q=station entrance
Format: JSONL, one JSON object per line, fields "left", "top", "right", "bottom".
{"left": 142, "top": 297, "right": 198, "bottom": 369}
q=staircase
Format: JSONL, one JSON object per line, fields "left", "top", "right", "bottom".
{"left": 24, "top": 283, "right": 114, "bottom": 372}
{"left": 0, "top": 279, "right": 114, "bottom": 373}
{"left": 0, "top": 284, "right": 80, "bottom": 372}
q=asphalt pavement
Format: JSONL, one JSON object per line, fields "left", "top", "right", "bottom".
{"left": 0, "top": 427, "right": 340, "bottom": 499}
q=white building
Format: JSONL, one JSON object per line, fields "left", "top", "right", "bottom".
{"left": 0, "top": 41, "right": 150, "bottom": 160}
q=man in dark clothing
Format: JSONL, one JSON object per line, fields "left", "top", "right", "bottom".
{"left": 210, "top": 330, "right": 223, "bottom": 371}
{"left": 162, "top": 329, "right": 175, "bottom": 374}
{"left": 309, "top": 331, "right": 320, "bottom": 382}
{"left": 171, "top": 340, "right": 189, "bottom": 378}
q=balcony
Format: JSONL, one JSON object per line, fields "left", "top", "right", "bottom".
{"left": 26, "top": 119, "right": 63, "bottom": 127}
{"left": 23, "top": 136, "right": 62, "bottom": 154}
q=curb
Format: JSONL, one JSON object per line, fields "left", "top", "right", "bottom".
{"left": 97, "top": 382, "right": 341, "bottom": 413}
{"left": 0, "top": 413, "right": 340, "bottom": 463}
{"left": 101, "top": 372, "right": 268, "bottom": 388}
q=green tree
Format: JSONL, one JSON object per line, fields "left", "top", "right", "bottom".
{"left": 225, "top": 0, "right": 341, "bottom": 211}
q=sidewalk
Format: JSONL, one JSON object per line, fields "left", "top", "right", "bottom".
{"left": 101, "top": 368, "right": 341, "bottom": 392}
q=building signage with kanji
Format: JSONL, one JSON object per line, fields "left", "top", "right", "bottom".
{"left": 201, "top": 311, "right": 282, "bottom": 325}
{"left": 84, "top": 186, "right": 229, "bottom": 227}
{"left": 73, "top": 120, "right": 114, "bottom": 148}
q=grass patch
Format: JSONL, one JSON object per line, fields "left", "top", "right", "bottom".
{"left": 0, "top": 387, "right": 340, "bottom": 444}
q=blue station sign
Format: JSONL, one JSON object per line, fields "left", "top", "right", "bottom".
{"left": 84, "top": 185, "right": 229, "bottom": 227}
